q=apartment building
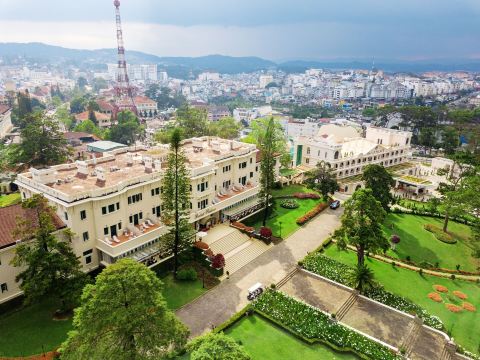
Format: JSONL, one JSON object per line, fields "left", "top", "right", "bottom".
{"left": 292, "top": 125, "right": 412, "bottom": 194}
{"left": 0, "top": 105, "right": 12, "bottom": 139}
{"left": 14, "top": 138, "right": 267, "bottom": 282}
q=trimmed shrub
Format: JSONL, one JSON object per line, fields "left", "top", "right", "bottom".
{"left": 296, "top": 202, "right": 329, "bottom": 225}
{"left": 260, "top": 227, "right": 273, "bottom": 238}
{"left": 212, "top": 254, "right": 226, "bottom": 269}
{"left": 424, "top": 224, "right": 457, "bottom": 244}
{"left": 293, "top": 192, "right": 321, "bottom": 199}
{"left": 177, "top": 268, "right": 198, "bottom": 281}
{"left": 280, "top": 199, "right": 299, "bottom": 209}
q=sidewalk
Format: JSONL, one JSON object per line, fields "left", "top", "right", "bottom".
{"left": 176, "top": 208, "right": 343, "bottom": 336}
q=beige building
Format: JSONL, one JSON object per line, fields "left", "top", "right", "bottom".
{"left": 292, "top": 125, "right": 412, "bottom": 194}
{"left": 13, "top": 137, "right": 273, "bottom": 295}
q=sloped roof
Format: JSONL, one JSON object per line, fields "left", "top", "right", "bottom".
{"left": 0, "top": 204, "right": 66, "bottom": 249}
{"left": 341, "top": 138, "right": 381, "bottom": 157}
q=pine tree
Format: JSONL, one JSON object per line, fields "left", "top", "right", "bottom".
{"left": 161, "top": 129, "right": 194, "bottom": 277}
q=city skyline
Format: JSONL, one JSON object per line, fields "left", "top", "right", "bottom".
{"left": 0, "top": 0, "right": 479, "bottom": 61}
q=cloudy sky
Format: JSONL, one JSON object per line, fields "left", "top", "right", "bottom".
{"left": 1, "top": 0, "right": 480, "bottom": 61}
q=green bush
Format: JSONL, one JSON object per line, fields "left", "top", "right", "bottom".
{"left": 280, "top": 199, "right": 299, "bottom": 209}
{"left": 424, "top": 224, "right": 457, "bottom": 244}
{"left": 177, "top": 268, "right": 198, "bottom": 281}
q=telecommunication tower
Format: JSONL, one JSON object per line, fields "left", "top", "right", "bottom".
{"left": 113, "top": 0, "right": 137, "bottom": 116}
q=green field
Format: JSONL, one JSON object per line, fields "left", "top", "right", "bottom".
{"left": 243, "top": 185, "right": 323, "bottom": 238}
{"left": 0, "top": 192, "right": 21, "bottom": 207}
{"left": 160, "top": 274, "right": 208, "bottom": 310}
{"left": 0, "top": 298, "right": 73, "bottom": 357}
{"left": 324, "top": 246, "right": 480, "bottom": 354}
{"left": 382, "top": 213, "right": 478, "bottom": 272}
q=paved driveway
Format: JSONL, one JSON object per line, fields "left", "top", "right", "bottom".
{"left": 176, "top": 207, "right": 343, "bottom": 336}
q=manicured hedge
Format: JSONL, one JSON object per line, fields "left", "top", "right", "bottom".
{"left": 302, "top": 253, "right": 444, "bottom": 330}
{"left": 296, "top": 202, "right": 329, "bottom": 225}
{"left": 253, "top": 290, "right": 401, "bottom": 360}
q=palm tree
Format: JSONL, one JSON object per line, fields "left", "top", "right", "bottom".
{"left": 349, "top": 264, "right": 376, "bottom": 293}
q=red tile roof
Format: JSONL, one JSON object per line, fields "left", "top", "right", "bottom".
{"left": 0, "top": 104, "right": 11, "bottom": 115}
{"left": 134, "top": 96, "right": 156, "bottom": 105}
{"left": 0, "top": 204, "right": 66, "bottom": 249}
{"left": 75, "top": 111, "right": 110, "bottom": 122}
{"left": 96, "top": 100, "right": 115, "bottom": 112}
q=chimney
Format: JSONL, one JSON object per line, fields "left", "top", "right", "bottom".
{"left": 75, "top": 161, "right": 88, "bottom": 179}
{"left": 154, "top": 159, "right": 162, "bottom": 170}
{"left": 126, "top": 152, "right": 134, "bottom": 166}
{"left": 211, "top": 140, "right": 221, "bottom": 153}
{"left": 30, "top": 167, "right": 56, "bottom": 185}
{"left": 95, "top": 166, "right": 106, "bottom": 184}
{"left": 144, "top": 157, "right": 153, "bottom": 173}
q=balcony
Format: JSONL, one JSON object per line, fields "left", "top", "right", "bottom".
{"left": 96, "top": 220, "right": 168, "bottom": 258}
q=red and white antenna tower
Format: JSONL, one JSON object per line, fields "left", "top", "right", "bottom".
{"left": 113, "top": 0, "right": 137, "bottom": 117}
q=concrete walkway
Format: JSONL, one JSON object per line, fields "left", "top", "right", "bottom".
{"left": 281, "top": 270, "right": 453, "bottom": 360}
{"left": 176, "top": 208, "right": 343, "bottom": 336}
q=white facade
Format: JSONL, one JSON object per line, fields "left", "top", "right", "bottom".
{"left": 292, "top": 125, "right": 412, "bottom": 186}
{"left": 15, "top": 138, "right": 269, "bottom": 275}
{"left": 0, "top": 107, "right": 12, "bottom": 139}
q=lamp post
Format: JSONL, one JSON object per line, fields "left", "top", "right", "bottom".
{"left": 279, "top": 221, "right": 282, "bottom": 239}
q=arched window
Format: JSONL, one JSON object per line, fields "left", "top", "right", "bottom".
{"left": 355, "top": 184, "right": 362, "bottom": 191}
{"left": 406, "top": 138, "right": 410, "bottom": 145}
{"left": 334, "top": 151, "right": 339, "bottom": 160}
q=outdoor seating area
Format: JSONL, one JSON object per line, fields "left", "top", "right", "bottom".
{"left": 99, "top": 219, "right": 161, "bottom": 247}
{"left": 213, "top": 183, "right": 256, "bottom": 204}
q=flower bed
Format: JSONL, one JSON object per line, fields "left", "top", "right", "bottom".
{"left": 296, "top": 202, "right": 329, "bottom": 225}
{"left": 445, "top": 304, "right": 462, "bottom": 313}
{"left": 302, "top": 253, "right": 444, "bottom": 330}
{"left": 253, "top": 290, "right": 401, "bottom": 360}
{"left": 231, "top": 222, "right": 255, "bottom": 233}
{"left": 428, "top": 293, "right": 442, "bottom": 302}
{"left": 293, "top": 192, "right": 321, "bottom": 200}
{"left": 462, "top": 302, "right": 476, "bottom": 312}
{"left": 424, "top": 224, "right": 457, "bottom": 244}
{"left": 453, "top": 291, "right": 467, "bottom": 300}
{"left": 433, "top": 285, "right": 449, "bottom": 293}
{"left": 280, "top": 199, "right": 299, "bottom": 209}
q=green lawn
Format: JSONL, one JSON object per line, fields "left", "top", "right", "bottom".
{"left": 0, "top": 298, "right": 73, "bottom": 357}
{"left": 324, "top": 246, "right": 480, "bottom": 354}
{"left": 243, "top": 185, "right": 323, "bottom": 238}
{"left": 0, "top": 192, "right": 21, "bottom": 207}
{"left": 0, "top": 274, "right": 208, "bottom": 357}
{"left": 159, "top": 274, "right": 209, "bottom": 310}
{"left": 225, "top": 315, "right": 358, "bottom": 360}
{"left": 382, "top": 213, "right": 479, "bottom": 272}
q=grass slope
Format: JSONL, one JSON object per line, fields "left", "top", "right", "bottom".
{"left": 160, "top": 274, "right": 208, "bottom": 310}
{"left": 382, "top": 213, "right": 478, "bottom": 272}
{"left": 324, "top": 246, "right": 480, "bottom": 355}
{"left": 243, "top": 185, "right": 322, "bottom": 237}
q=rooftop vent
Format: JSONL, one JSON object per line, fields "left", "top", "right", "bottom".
{"left": 126, "top": 152, "right": 134, "bottom": 166}
{"left": 30, "top": 167, "right": 56, "bottom": 185}
{"left": 76, "top": 161, "right": 88, "bottom": 178}
{"left": 211, "top": 140, "right": 221, "bottom": 154}
{"left": 95, "top": 166, "right": 106, "bottom": 183}
{"left": 144, "top": 157, "right": 153, "bottom": 173}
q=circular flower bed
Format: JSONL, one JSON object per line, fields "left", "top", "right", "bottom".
{"left": 453, "top": 291, "right": 468, "bottom": 300}
{"left": 280, "top": 199, "right": 299, "bottom": 209}
{"left": 445, "top": 303, "right": 462, "bottom": 313}
{"left": 433, "top": 285, "right": 448, "bottom": 293}
{"left": 462, "top": 302, "right": 476, "bottom": 312}
{"left": 428, "top": 293, "right": 442, "bottom": 302}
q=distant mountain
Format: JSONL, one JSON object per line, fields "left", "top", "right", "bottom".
{"left": 1, "top": 42, "right": 480, "bottom": 75}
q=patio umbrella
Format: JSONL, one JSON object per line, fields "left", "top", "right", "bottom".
{"left": 196, "top": 231, "right": 208, "bottom": 241}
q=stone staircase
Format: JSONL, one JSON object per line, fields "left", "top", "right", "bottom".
{"left": 208, "top": 230, "right": 250, "bottom": 255}
{"left": 400, "top": 317, "right": 422, "bottom": 358}
{"left": 276, "top": 267, "right": 299, "bottom": 289}
{"left": 336, "top": 291, "right": 358, "bottom": 320}
{"left": 205, "top": 226, "right": 273, "bottom": 277}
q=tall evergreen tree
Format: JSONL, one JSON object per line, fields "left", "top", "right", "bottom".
{"left": 258, "top": 117, "right": 285, "bottom": 226}
{"left": 60, "top": 259, "right": 189, "bottom": 359}
{"left": 11, "top": 195, "right": 87, "bottom": 311}
{"left": 361, "top": 164, "right": 395, "bottom": 211}
{"left": 161, "top": 129, "right": 194, "bottom": 277}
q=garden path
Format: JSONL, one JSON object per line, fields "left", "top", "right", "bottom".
{"left": 175, "top": 207, "right": 343, "bottom": 337}
{"left": 281, "top": 270, "right": 452, "bottom": 360}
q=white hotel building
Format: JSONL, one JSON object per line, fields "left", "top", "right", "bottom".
{"left": 12, "top": 138, "right": 270, "bottom": 282}
{"left": 292, "top": 125, "right": 413, "bottom": 193}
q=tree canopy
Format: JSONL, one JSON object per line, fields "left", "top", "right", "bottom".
{"left": 187, "top": 333, "right": 251, "bottom": 360}
{"left": 333, "top": 188, "right": 388, "bottom": 266}
{"left": 361, "top": 164, "right": 395, "bottom": 211}
{"left": 60, "top": 259, "right": 189, "bottom": 359}
{"left": 11, "top": 195, "right": 87, "bottom": 311}
{"left": 10, "top": 112, "right": 71, "bottom": 167}
{"left": 207, "top": 117, "right": 242, "bottom": 139}
{"left": 176, "top": 105, "right": 209, "bottom": 139}
{"left": 108, "top": 110, "right": 145, "bottom": 145}
{"left": 305, "top": 160, "right": 339, "bottom": 199}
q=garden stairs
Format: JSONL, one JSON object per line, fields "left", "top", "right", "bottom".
{"left": 400, "top": 317, "right": 422, "bottom": 358}
{"left": 203, "top": 225, "right": 273, "bottom": 276}
{"left": 336, "top": 291, "right": 358, "bottom": 321}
